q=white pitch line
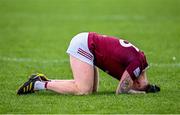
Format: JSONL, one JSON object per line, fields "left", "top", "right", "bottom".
{"left": 0, "top": 56, "right": 179, "bottom": 67}
{"left": 149, "top": 63, "right": 180, "bottom": 68}
{"left": 0, "top": 56, "right": 69, "bottom": 64}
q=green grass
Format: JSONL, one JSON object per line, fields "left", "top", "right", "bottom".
{"left": 0, "top": 0, "right": 180, "bottom": 114}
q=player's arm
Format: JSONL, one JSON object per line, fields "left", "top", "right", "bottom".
{"left": 116, "top": 70, "right": 146, "bottom": 94}
{"left": 93, "top": 66, "right": 99, "bottom": 93}
{"left": 116, "top": 70, "right": 133, "bottom": 94}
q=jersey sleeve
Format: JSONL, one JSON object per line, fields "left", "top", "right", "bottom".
{"left": 126, "top": 60, "right": 142, "bottom": 80}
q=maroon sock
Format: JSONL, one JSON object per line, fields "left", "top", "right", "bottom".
{"left": 45, "top": 82, "right": 48, "bottom": 89}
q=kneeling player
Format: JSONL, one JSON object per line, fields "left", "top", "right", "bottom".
{"left": 17, "top": 32, "right": 160, "bottom": 95}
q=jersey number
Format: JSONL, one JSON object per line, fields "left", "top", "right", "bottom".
{"left": 119, "top": 40, "right": 139, "bottom": 52}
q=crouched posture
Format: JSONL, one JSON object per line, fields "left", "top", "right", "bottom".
{"left": 17, "top": 32, "right": 160, "bottom": 95}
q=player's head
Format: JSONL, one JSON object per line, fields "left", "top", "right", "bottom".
{"left": 132, "top": 70, "right": 148, "bottom": 90}
{"left": 144, "top": 84, "right": 160, "bottom": 93}
{"left": 132, "top": 79, "right": 148, "bottom": 90}
{"left": 132, "top": 71, "right": 160, "bottom": 93}
{"left": 133, "top": 80, "right": 160, "bottom": 93}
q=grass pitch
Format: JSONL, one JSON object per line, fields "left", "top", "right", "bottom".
{"left": 0, "top": 0, "right": 180, "bottom": 114}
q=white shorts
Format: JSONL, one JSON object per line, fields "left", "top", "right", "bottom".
{"left": 66, "top": 32, "right": 94, "bottom": 66}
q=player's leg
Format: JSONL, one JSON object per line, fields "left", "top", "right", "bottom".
{"left": 17, "top": 32, "right": 96, "bottom": 95}
{"left": 46, "top": 55, "right": 94, "bottom": 95}
{"left": 37, "top": 32, "right": 95, "bottom": 95}
{"left": 17, "top": 56, "right": 95, "bottom": 95}
{"left": 47, "top": 66, "right": 99, "bottom": 93}
{"left": 92, "top": 66, "right": 99, "bottom": 92}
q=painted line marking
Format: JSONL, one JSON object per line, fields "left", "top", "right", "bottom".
{"left": 0, "top": 56, "right": 68, "bottom": 64}
{"left": 0, "top": 56, "right": 179, "bottom": 67}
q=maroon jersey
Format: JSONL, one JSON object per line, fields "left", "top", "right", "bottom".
{"left": 88, "top": 32, "right": 148, "bottom": 80}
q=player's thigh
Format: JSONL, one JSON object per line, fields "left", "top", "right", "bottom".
{"left": 70, "top": 55, "right": 94, "bottom": 92}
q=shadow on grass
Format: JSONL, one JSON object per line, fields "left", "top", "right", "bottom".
{"left": 24, "top": 90, "right": 116, "bottom": 96}
{"left": 92, "top": 91, "right": 115, "bottom": 95}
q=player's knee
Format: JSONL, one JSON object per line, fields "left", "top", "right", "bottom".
{"left": 76, "top": 85, "right": 93, "bottom": 95}
{"left": 80, "top": 89, "right": 92, "bottom": 95}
